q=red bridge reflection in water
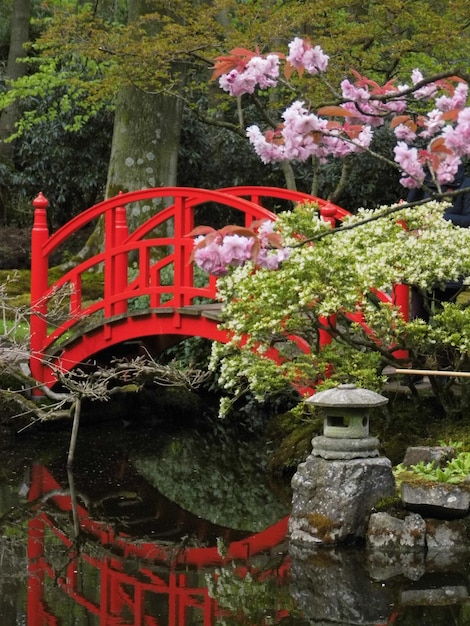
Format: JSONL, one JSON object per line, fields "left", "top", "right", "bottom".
{"left": 27, "top": 463, "right": 291, "bottom": 626}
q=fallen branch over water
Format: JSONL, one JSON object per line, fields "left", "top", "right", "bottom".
{"left": 5, "top": 354, "right": 212, "bottom": 465}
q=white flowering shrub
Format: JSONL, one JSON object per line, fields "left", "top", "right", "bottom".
{"left": 209, "top": 201, "right": 470, "bottom": 417}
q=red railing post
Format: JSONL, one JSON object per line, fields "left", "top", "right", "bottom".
{"left": 392, "top": 283, "right": 410, "bottom": 360}
{"left": 319, "top": 314, "right": 337, "bottom": 348}
{"left": 104, "top": 195, "right": 128, "bottom": 319}
{"left": 319, "top": 204, "right": 338, "bottom": 227}
{"left": 173, "top": 195, "right": 187, "bottom": 309}
{"left": 182, "top": 194, "right": 196, "bottom": 307}
{"left": 393, "top": 283, "right": 410, "bottom": 321}
{"left": 30, "top": 193, "right": 50, "bottom": 395}
{"left": 112, "top": 201, "right": 129, "bottom": 316}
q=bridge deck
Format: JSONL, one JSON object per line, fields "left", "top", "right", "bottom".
{"left": 45, "top": 304, "right": 225, "bottom": 358}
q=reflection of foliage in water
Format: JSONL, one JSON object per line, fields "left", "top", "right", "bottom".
{"left": 0, "top": 532, "right": 28, "bottom": 621}
{"left": 206, "top": 559, "right": 302, "bottom": 626}
{"left": 132, "top": 429, "right": 289, "bottom": 532}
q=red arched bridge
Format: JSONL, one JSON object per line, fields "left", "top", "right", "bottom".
{"left": 30, "top": 186, "right": 409, "bottom": 392}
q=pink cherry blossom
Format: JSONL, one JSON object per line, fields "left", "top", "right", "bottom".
{"left": 443, "top": 108, "right": 470, "bottom": 157}
{"left": 216, "top": 37, "right": 470, "bottom": 210}
{"left": 393, "top": 143, "right": 425, "bottom": 188}
{"left": 281, "top": 102, "right": 329, "bottom": 161}
{"left": 341, "top": 79, "right": 370, "bottom": 102}
{"left": 436, "top": 82, "right": 468, "bottom": 111}
{"left": 258, "top": 219, "right": 275, "bottom": 238}
{"left": 420, "top": 109, "right": 445, "bottom": 139}
{"left": 353, "top": 126, "right": 374, "bottom": 150}
{"left": 198, "top": 36, "right": 470, "bottom": 278}
{"left": 220, "top": 235, "right": 254, "bottom": 265}
{"left": 192, "top": 228, "right": 291, "bottom": 276}
{"left": 436, "top": 155, "right": 461, "bottom": 185}
{"left": 256, "top": 247, "right": 291, "bottom": 270}
{"left": 193, "top": 239, "right": 229, "bottom": 276}
{"left": 411, "top": 69, "right": 440, "bottom": 100}
{"left": 218, "top": 54, "right": 280, "bottom": 97}
{"left": 246, "top": 125, "right": 286, "bottom": 163}
{"left": 287, "top": 37, "right": 329, "bottom": 74}
{"left": 322, "top": 135, "right": 354, "bottom": 158}
{"left": 340, "top": 78, "right": 407, "bottom": 125}
{"left": 340, "top": 101, "right": 385, "bottom": 127}
{"left": 394, "top": 123, "right": 417, "bottom": 142}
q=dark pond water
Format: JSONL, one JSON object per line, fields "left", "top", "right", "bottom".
{"left": 0, "top": 412, "right": 470, "bottom": 626}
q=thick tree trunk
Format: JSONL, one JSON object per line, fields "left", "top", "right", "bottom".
{"left": 68, "top": 86, "right": 184, "bottom": 265}
{"left": 0, "top": 0, "right": 31, "bottom": 153}
{"left": 105, "top": 85, "right": 184, "bottom": 224}
{"left": 0, "top": 0, "right": 31, "bottom": 223}
{"left": 70, "top": 0, "right": 184, "bottom": 263}
{"left": 106, "top": 0, "right": 184, "bottom": 221}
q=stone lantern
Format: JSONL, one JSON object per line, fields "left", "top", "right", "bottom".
{"left": 306, "top": 383, "right": 388, "bottom": 460}
{"left": 289, "top": 383, "right": 395, "bottom": 546}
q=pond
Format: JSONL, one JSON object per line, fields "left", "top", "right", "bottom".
{"left": 0, "top": 410, "right": 469, "bottom": 626}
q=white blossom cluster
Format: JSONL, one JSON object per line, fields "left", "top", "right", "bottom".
{"left": 209, "top": 201, "right": 470, "bottom": 413}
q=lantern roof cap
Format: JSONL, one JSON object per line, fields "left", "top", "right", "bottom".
{"left": 307, "top": 383, "right": 388, "bottom": 408}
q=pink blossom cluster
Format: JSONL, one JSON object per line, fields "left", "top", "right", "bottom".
{"left": 393, "top": 73, "right": 470, "bottom": 188}
{"left": 194, "top": 234, "right": 253, "bottom": 276}
{"left": 215, "top": 37, "right": 470, "bottom": 194}
{"left": 217, "top": 37, "right": 329, "bottom": 99}
{"left": 340, "top": 78, "right": 407, "bottom": 126}
{"left": 219, "top": 54, "right": 280, "bottom": 97}
{"left": 247, "top": 101, "right": 373, "bottom": 164}
{"left": 286, "top": 37, "right": 329, "bottom": 74}
{"left": 193, "top": 222, "right": 290, "bottom": 276}
{"left": 410, "top": 69, "right": 440, "bottom": 100}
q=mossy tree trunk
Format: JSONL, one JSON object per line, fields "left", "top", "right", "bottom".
{"left": 105, "top": 85, "right": 184, "bottom": 230}
{"left": 0, "top": 0, "right": 31, "bottom": 223}
{"left": 70, "top": 0, "right": 184, "bottom": 263}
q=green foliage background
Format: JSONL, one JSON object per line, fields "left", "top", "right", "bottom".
{"left": 1, "top": 0, "right": 469, "bottom": 225}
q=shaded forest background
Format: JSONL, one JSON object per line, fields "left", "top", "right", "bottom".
{"left": 1, "top": 0, "right": 469, "bottom": 267}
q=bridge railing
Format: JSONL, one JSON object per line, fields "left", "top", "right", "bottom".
{"left": 31, "top": 186, "right": 346, "bottom": 388}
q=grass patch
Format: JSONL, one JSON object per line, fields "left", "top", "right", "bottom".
{"left": 0, "top": 270, "right": 31, "bottom": 297}
{"left": 0, "top": 268, "right": 104, "bottom": 303}
{"left": 0, "top": 319, "right": 30, "bottom": 342}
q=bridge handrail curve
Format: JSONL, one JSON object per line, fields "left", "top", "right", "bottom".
{"left": 33, "top": 186, "right": 342, "bottom": 323}
{"left": 33, "top": 188, "right": 284, "bottom": 332}
{"left": 217, "top": 185, "right": 349, "bottom": 215}
{"left": 41, "top": 187, "right": 278, "bottom": 256}
{"left": 127, "top": 189, "right": 278, "bottom": 242}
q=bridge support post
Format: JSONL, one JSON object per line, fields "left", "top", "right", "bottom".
{"left": 30, "top": 193, "right": 50, "bottom": 396}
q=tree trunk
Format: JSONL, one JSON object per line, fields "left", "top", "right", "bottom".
{"left": 70, "top": 0, "right": 185, "bottom": 263}
{"left": 0, "top": 0, "right": 31, "bottom": 222}
{"left": 105, "top": 85, "right": 184, "bottom": 224}
{"left": 0, "top": 0, "right": 31, "bottom": 153}
{"left": 106, "top": 0, "right": 184, "bottom": 217}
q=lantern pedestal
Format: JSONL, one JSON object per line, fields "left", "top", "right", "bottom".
{"left": 311, "top": 435, "right": 380, "bottom": 460}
